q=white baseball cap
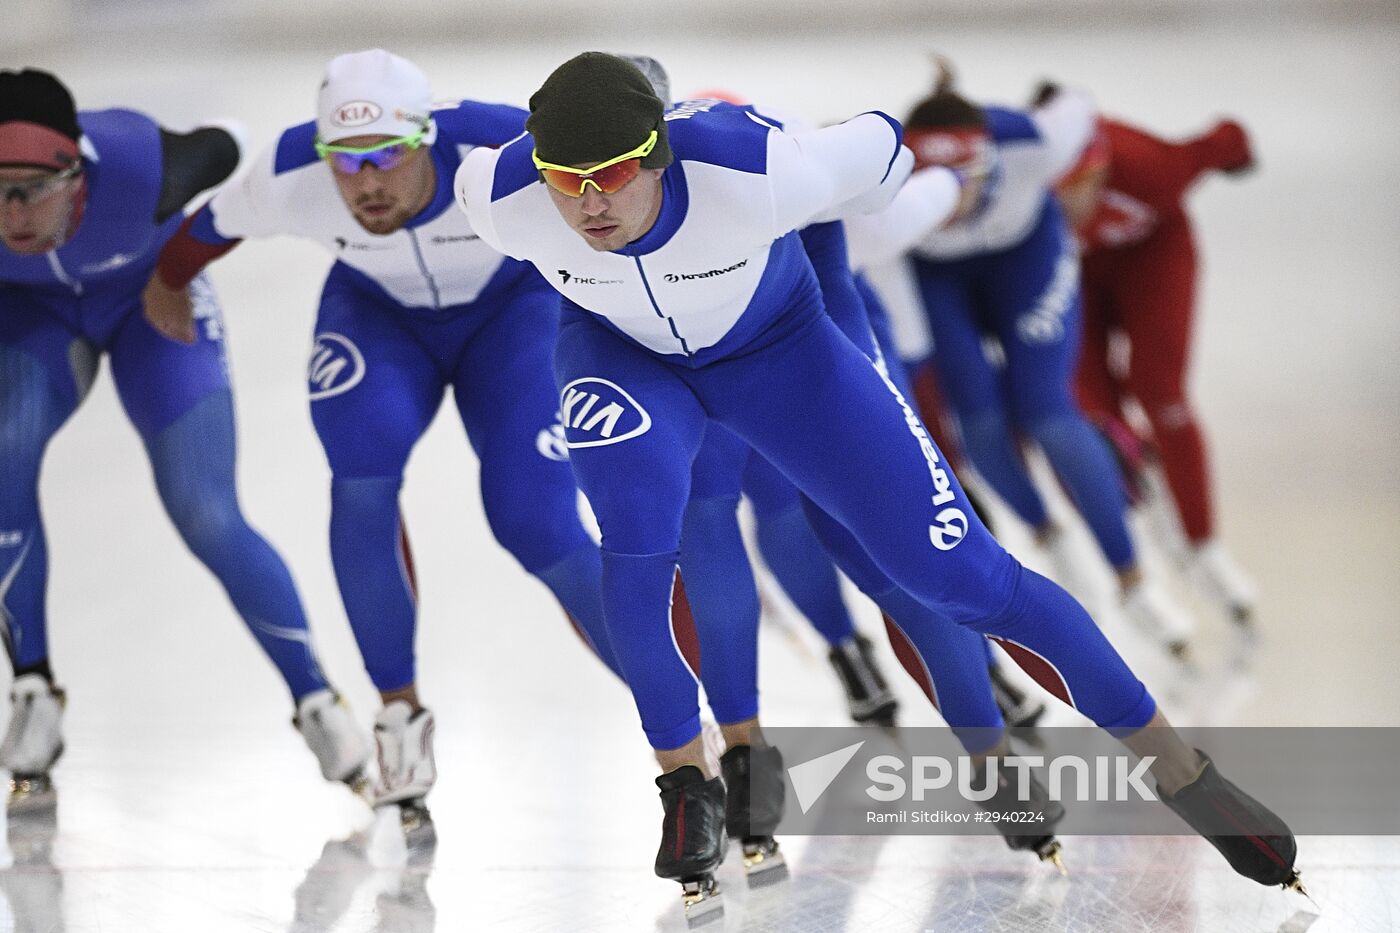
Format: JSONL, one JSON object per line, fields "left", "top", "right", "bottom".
{"left": 316, "top": 49, "right": 438, "bottom": 145}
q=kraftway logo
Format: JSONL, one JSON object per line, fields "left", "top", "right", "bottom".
{"left": 431, "top": 234, "right": 479, "bottom": 244}
{"left": 788, "top": 741, "right": 1158, "bottom": 815}
{"left": 874, "top": 361, "right": 968, "bottom": 551}
{"left": 308, "top": 333, "right": 366, "bottom": 401}
{"left": 663, "top": 258, "right": 748, "bottom": 284}
{"left": 557, "top": 269, "right": 624, "bottom": 286}
{"left": 558, "top": 377, "right": 651, "bottom": 448}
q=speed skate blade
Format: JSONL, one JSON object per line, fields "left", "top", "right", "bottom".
{"left": 742, "top": 840, "right": 789, "bottom": 888}
{"left": 681, "top": 876, "right": 723, "bottom": 927}
{"left": 7, "top": 775, "right": 56, "bottom": 814}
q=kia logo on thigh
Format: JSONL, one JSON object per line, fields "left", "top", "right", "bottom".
{"left": 929, "top": 507, "right": 968, "bottom": 551}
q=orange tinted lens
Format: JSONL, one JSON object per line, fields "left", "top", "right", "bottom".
{"left": 541, "top": 158, "right": 642, "bottom": 197}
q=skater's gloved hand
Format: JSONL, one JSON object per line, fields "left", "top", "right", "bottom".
{"left": 142, "top": 272, "right": 196, "bottom": 345}
{"left": 1028, "top": 80, "right": 1062, "bottom": 109}
{"left": 1207, "top": 119, "right": 1256, "bottom": 176}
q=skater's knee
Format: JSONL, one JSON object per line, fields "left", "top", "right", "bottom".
{"left": 958, "top": 407, "right": 1015, "bottom": 460}
{"left": 923, "top": 546, "right": 1023, "bottom": 628}
{"left": 682, "top": 494, "right": 741, "bottom": 537}
{"left": 166, "top": 492, "right": 251, "bottom": 556}
{"left": 1012, "top": 384, "right": 1081, "bottom": 435}
{"left": 594, "top": 497, "right": 687, "bottom": 556}
{"left": 330, "top": 475, "right": 403, "bottom": 515}
{"left": 0, "top": 371, "right": 67, "bottom": 470}
{"left": 0, "top": 418, "right": 49, "bottom": 479}
{"left": 316, "top": 422, "right": 416, "bottom": 480}
{"left": 1022, "top": 410, "right": 1092, "bottom": 456}
{"left": 1126, "top": 364, "right": 1188, "bottom": 420}
{"left": 485, "top": 500, "right": 591, "bottom": 573}
{"left": 1142, "top": 397, "right": 1197, "bottom": 435}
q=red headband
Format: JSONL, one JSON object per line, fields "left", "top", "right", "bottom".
{"left": 0, "top": 120, "right": 80, "bottom": 170}
{"left": 904, "top": 127, "right": 988, "bottom": 171}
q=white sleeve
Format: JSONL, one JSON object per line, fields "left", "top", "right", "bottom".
{"left": 454, "top": 146, "right": 513, "bottom": 258}
{"left": 1030, "top": 89, "right": 1097, "bottom": 182}
{"left": 766, "top": 112, "right": 907, "bottom": 237}
{"left": 862, "top": 257, "right": 932, "bottom": 361}
{"left": 204, "top": 142, "right": 290, "bottom": 240}
{"left": 845, "top": 166, "right": 961, "bottom": 271}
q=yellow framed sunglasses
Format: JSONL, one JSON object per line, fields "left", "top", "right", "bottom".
{"left": 531, "top": 130, "right": 658, "bottom": 197}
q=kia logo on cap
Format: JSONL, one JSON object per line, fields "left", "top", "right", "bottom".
{"left": 333, "top": 101, "right": 383, "bottom": 127}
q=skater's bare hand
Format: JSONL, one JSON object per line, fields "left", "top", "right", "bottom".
{"left": 142, "top": 274, "right": 196, "bottom": 345}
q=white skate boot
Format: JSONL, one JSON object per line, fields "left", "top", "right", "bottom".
{"left": 294, "top": 689, "right": 372, "bottom": 798}
{"left": 0, "top": 674, "right": 65, "bottom": 810}
{"left": 373, "top": 702, "right": 437, "bottom": 846}
{"left": 1121, "top": 579, "right": 1197, "bottom": 670}
{"left": 1136, "top": 461, "right": 1191, "bottom": 567}
{"left": 1189, "top": 541, "right": 1260, "bottom": 667}
{"left": 1188, "top": 541, "right": 1258, "bottom": 625}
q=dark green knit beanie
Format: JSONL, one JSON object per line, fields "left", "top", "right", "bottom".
{"left": 526, "top": 52, "right": 672, "bottom": 170}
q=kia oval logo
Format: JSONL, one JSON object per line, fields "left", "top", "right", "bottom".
{"left": 308, "top": 333, "right": 366, "bottom": 400}
{"left": 333, "top": 101, "right": 382, "bottom": 128}
{"left": 558, "top": 377, "right": 652, "bottom": 448}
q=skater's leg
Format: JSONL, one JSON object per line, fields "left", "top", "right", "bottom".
{"left": 1116, "top": 215, "right": 1213, "bottom": 544}
{"left": 987, "top": 212, "right": 1138, "bottom": 572}
{"left": 912, "top": 263, "right": 1054, "bottom": 531}
{"left": 0, "top": 307, "right": 94, "bottom": 681}
{"left": 554, "top": 313, "right": 710, "bottom": 762}
{"left": 308, "top": 276, "right": 452, "bottom": 798}
{"left": 452, "top": 284, "right": 621, "bottom": 678}
{"left": 681, "top": 423, "right": 762, "bottom": 727}
{"left": 111, "top": 279, "right": 329, "bottom": 702}
{"left": 710, "top": 315, "right": 1157, "bottom": 734}
{"left": 799, "top": 498, "right": 1004, "bottom": 751}
{"left": 713, "top": 318, "right": 1302, "bottom": 888}
{"left": 0, "top": 308, "right": 94, "bottom": 787}
{"left": 308, "top": 274, "right": 442, "bottom": 699}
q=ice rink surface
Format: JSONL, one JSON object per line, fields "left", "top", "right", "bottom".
{"left": 4, "top": 12, "right": 1399, "bottom": 932}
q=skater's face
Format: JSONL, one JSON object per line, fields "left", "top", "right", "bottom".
{"left": 545, "top": 162, "right": 664, "bottom": 253}
{"left": 323, "top": 133, "right": 436, "bottom": 235}
{"left": 0, "top": 164, "right": 83, "bottom": 255}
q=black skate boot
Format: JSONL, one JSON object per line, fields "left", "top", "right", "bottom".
{"left": 829, "top": 633, "right": 899, "bottom": 726}
{"left": 654, "top": 766, "right": 726, "bottom": 925}
{"left": 989, "top": 662, "right": 1047, "bottom": 748}
{"left": 974, "top": 757, "right": 1067, "bottom": 873}
{"left": 720, "top": 745, "right": 788, "bottom": 886}
{"left": 1160, "top": 750, "right": 1305, "bottom": 893}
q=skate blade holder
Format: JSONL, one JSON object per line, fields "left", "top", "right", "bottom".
{"left": 398, "top": 801, "right": 437, "bottom": 847}
{"left": 855, "top": 702, "right": 899, "bottom": 729}
{"left": 681, "top": 875, "right": 724, "bottom": 927}
{"left": 1035, "top": 838, "right": 1068, "bottom": 876}
{"left": 741, "top": 838, "right": 789, "bottom": 887}
{"left": 1282, "top": 869, "right": 1316, "bottom": 905}
{"left": 346, "top": 769, "right": 374, "bottom": 802}
{"left": 7, "top": 774, "right": 56, "bottom": 813}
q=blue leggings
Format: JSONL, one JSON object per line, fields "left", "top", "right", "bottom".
{"left": 0, "top": 280, "right": 326, "bottom": 700}
{"left": 913, "top": 202, "right": 1135, "bottom": 569}
{"left": 310, "top": 265, "right": 620, "bottom": 692}
{"left": 557, "top": 305, "right": 1155, "bottom": 751}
